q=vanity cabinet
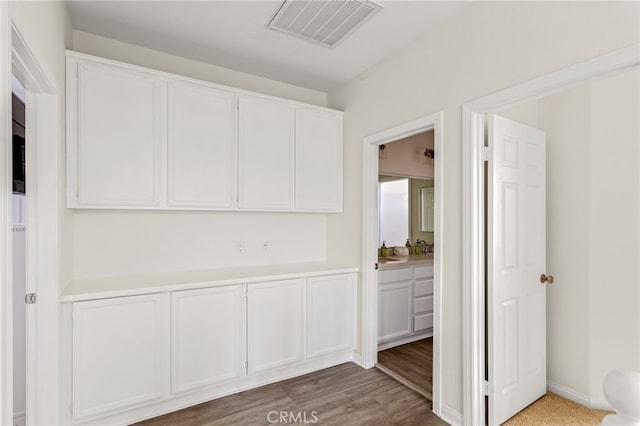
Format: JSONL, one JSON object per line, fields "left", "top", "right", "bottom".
{"left": 378, "top": 264, "right": 434, "bottom": 349}
{"left": 67, "top": 52, "right": 343, "bottom": 213}
{"left": 237, "top": 95, "right": 295, "bottom": 211}
{"left": 71, "top": 294, "right": 169, "bottom": 420}
{"left": 171, "top": 285, "right": 246, "bottom": 394}
{"left": 247, "top": 278, "right": 305, "bottom": 373}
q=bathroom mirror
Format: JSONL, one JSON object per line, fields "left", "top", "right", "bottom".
{"left": 420, "top": 187, "right": 434, "bottom": 232}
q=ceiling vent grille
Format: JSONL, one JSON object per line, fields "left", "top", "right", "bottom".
{"left": 267, "top": 0, "right": 382, "bottom": 48}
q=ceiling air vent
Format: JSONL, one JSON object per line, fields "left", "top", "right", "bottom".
{"left": 267, "top": 0, "right": 382, "bottom": 48}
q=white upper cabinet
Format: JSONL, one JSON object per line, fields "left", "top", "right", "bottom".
{"left": 295, "top": 107, "right": 343, "bottom": 212}
{"left": 67, "top": 52, "right": 343, "bottom": 212}
{"left": 167, "top": 81, "right": 236, "bottom": 209}
{"left": 71, "top": 60, "right": 163, "bottom": 207}
{"left": 237, "top": 95, "right": 295, "bottom": 211}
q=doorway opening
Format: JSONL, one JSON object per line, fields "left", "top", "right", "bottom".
{"left": 375, "top": 131, "right": 435, "bottom": 400}
{"left": 2, "top": 16, "right": 62, "bottom": 426}
{"left": 462, "top": 45, "right": 640, "bottom": 426}
{"left": 11, "top": 76, "right": 27, "bottom": 426}
{"left": 361, "top": 111, "right": 444, "bottom": 416}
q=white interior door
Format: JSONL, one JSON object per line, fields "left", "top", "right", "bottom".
{"left": 488, "top": 115, "right": 547, "bottom": 424}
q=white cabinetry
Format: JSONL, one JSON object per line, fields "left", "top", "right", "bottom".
{"left": 247, "top": 279, "right": 305, "bottom": 373}
{"left": 295, "top": 107, "right": 343, "bottom": 212}
{"left": 70, "top": 60, "right": 163, "bottom": 207}
{"left": 307, "top": 274, "right": 355, "bottom": 358}
{"left": 378, "top": 264, "right": 434, "bottom": 349}
{"left": 237, "top": 95, "right": 295, "bottom": 211}
{"left": 65, "top": 269, "right": 356, "bottom": 425}
{"left": 67, "top": 52, "right": 343, "bottom": 213}
{"left": 171, "top": 285, "right": 246, "bottom": 394}
{"left": 72, "top": 294, "right": 169, "bottom": 420}
{"left": 378, "top": 280, "right": 412, "bottom": 342}
{"left": 167, "top": 81, "right": 236, "bottom": 209}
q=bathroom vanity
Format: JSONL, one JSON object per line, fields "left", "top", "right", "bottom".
{"left": 377, "top": 254, "right": 434, "bottom": 350}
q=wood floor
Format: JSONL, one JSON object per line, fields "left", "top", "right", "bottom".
{"left": 376, "top": 338, "right": 432, "bottom": 399}
{"left": 135, "top": 362, "right": 446, "bottom": 426}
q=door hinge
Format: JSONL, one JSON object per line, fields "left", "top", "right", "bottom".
{"left": 483, "top": 380, "right": 491, "bottom": 396}
{"left": 375, "top": 263, "right": 379, "bottom": 270}
{"left": 25, "top": 293, "right": 37, "bottom": 304}
{"left": 482, "top": 146, "right": 490, "bottom": 162}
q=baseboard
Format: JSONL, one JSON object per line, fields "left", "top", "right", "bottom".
{"left": 377, "top": 331, "right": 433, "bottom": 351}
{"left": 589, "top": 396, "right": 613, "bottom": 411}
{"left": 546, "top": 381, "right": 612, "bottom": 411}
{"left": 439, "top": 403, "right": 463, "bottom": 426}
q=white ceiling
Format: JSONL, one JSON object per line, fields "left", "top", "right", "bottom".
{"left": 65, "top": 1, "right": 470, "bottom": 92}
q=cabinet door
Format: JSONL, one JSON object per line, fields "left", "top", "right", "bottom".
{"left": 167, "top": 81, "right": 236, "bottom": 208}
{"left": 378, "top": 282, "right": 412, "bottom": 342}
{"left": 295, "top": 107, "right": 343, "bottom": 212}
{"left": 75, "top": 61, "right": 163, "bottom": 207}
{"left": 307, "top": 274, "right": 355, "bottom": 358}
{"left": 171, "top": 285, "right": 246, "bottom": 394}
{"left": 238, "top": 95, "right": 294, "bottom": 210}
{"left": 72, "top": 294, "right": 168, "bottom": 420}
{"left": 247, "top": 279, "right": 304, "bottom": 373}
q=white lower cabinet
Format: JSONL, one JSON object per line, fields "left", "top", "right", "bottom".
{"left": 171, "top": 285, "right": 246, "bottom": 394}
{"left": 72, "top": 293, "right": 169, "bottom": 420}
{"left": 68, "top": 271, "right": 356, "bottom": 424}
{"left": 247, "top": 278, "right": 305, "bottom": 373}
{"left": 307, "top": 274, "right": 355, "bottom": 358}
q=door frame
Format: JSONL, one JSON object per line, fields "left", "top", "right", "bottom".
{"left": 461, "top": 44, "right": 640, "bottom": 426}
{"left": 1, "top": 8, "right": 61, "bottom": 426}
{"left": 361, "top": 111, "right": 444, "bottom": 416}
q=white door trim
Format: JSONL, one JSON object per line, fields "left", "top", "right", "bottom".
{"left": 461, "top": 44, "right": 640, "bottom": 426}
{"left": 361, "top": 111, "right": 444, "bottom": 416}
{"left": 2, "top": 10, "right": 61, "bottom": 426}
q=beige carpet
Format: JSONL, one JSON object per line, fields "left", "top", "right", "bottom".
{"left": 503, "top": 392, "right": 613, "bottom": 425}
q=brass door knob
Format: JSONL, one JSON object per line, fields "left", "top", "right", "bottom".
{"left": 540, "top": 274, "right": 554, "bottom": 284}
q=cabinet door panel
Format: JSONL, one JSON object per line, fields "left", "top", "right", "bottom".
{"left": 171, "top": 285, "right": 246, "bottom": 394}
{"left": 168, "top": 82, "right": 236, "bottom": 208}
{"left": 77, "top": 62, "right": 162, "bottom": 206}
{"left": 238, "top": 95, "right": 294, "bottom": 210}
{"left": 247, "top": 279, "right": 304, "bottom": 373}
{"left": 295, "top": 107, "right": 343, "bottom": 212}
{"left": 307, "top": 274, "right": 355, "bottom": 358}
{"left": 378, "top": 282, "right": 412, "bottom": 342}
{"left": 72, "top": 294, "right": 168, "bottom": 420}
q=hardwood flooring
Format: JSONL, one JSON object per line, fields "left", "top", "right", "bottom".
{"left": 135, "top": 362, "right": 446, "bottom": 426}
{"left": 376, "top": 338, "right": 432, "bottom": 400}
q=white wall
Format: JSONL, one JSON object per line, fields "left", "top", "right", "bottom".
{"left": 586, "top": 70, "right": 640, "bottom": 403}
{"left": 538, "top": 85, "right": 591, "bottom": 399}
{"left": 69, "top": 30, "right": 331, "bottom": 280}
{"left": 327, "top": 1, "right": 639, "bottom": 415}
{"left": 72, "top": 31, "right": 327, "bottom": 107}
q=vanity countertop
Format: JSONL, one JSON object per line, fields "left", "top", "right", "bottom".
{"left": 378, "top": 253, "right": 433, "bottom": 269}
